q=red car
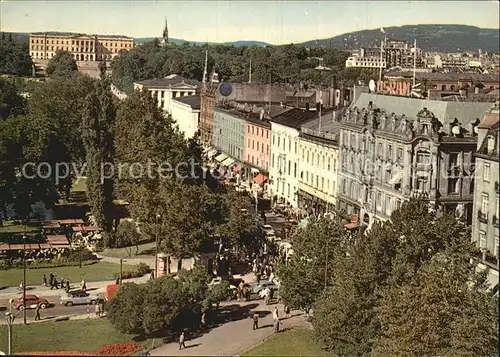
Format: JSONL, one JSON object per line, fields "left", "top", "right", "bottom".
{"left": 14, "top": 294, "right": 49, "bottom": 310}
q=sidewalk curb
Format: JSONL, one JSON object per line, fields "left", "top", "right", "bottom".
{"left": 0, "top": 313, "right": 105, "bottom": 326}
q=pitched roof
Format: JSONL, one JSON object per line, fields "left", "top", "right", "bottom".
{"left": 478, "top": 112, "right": 499, "bottom": 129}
{"left": 352, "top": 93, "right": 493, "bottom": 127}
{"left": 135, "top": 74, "right": 199, "bottom": 88}
{"left": 173, "top": 94, "right": 201, "bottom": 110}
{"left": 384, "top": 71, "right": 500, "bottom": 83}
{"left": 271, "top": 108, "right": 324, "bottom": 130}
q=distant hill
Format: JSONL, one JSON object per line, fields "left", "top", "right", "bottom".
{"left": 300, "top": 24, "right": 500, "bottom": 52}
{"left": 134, "top": 37, "right": 269, "bottom": 47}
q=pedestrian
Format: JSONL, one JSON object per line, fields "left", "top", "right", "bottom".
{"left": 116, "top": 276, "right": 120, "bottom": 285}
{"left": 65, "top": 280, "right": 70, "bottom": 292}
{"left": 60, "top": 277, "right": 65, "bottom": 289}
{"left": 42, "top": 274, "right": 47, "bottom": 287}
{"left": 49, "top": 272, "right": 54, "bottom": 286}
{"left": 178, "top": 331, "right": 186, "bottom": 350}
{"left": 273, "top": 318, "right": 280, "bottom": 333}
{"left": 34, "top": 304, "right": 41, "bottom": 321}
{"left": 201, "top": 311, "right": 206, "bottom": 327}
{"left": 53, "top": 278, "right": 59, "bottom": 289}
{"left": 252, "top": 312, "right": 259, "bottom": 330}
{"left": 81, "top": 279, "right": 86, "bottom": 291}
{"left": 95, "top": 302, "right": 100, "bottom": 317}
{"left": 272, "top": 306, "right": 279, "bottom": 322}
{"left": 19, "top": 280, "right": 23, "bottom": 291}
{"left": 284, "top": 305, "right": 291, "bottom": 318}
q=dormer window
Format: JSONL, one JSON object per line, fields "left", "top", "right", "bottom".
{"left": 487, "top": 135, "right": 495, "bottom": 153}
{"left": 421, "top": 123, "right": 429, "bottom": 134}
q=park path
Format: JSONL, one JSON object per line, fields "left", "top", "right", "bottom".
{"left": 0, "top": 275, "right": 150, "bottom": 301}
{"left": 150, "top": 301, "right": 312, "bottom": 356}
{"left": 95, "top": 254, "right": 156, "bottom": 268}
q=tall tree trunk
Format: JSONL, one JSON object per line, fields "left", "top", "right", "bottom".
{"left": 177, "top": 257, "right": 182, "bottom": 273}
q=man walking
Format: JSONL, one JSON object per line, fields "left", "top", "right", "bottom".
{"left": 178, "top": 331, "right": 186, "bottom": 350}
{"left": 273, "top": 307, "right": 279, "bottom": 333}
{"left": 34, "top": 304, "right": 41, "bottom": 321}
{"left": 252, "top": 312, "right": 259, "bottom": 330}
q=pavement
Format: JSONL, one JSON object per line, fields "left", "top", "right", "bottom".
{"left": 150, "top": 300, "right": 312, "bottom": 356}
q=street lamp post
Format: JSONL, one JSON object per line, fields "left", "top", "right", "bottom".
{"left": 22, "top": 233, "right": 27, "bottom": 325}
{"left": 5, "top": 309, "right": 22, "bottom": 355}
{"left": 154, "top": 214, "right": 161, "bottom": 279}
{"left": 119, "top": 258, "right": 124, "bottom": 284}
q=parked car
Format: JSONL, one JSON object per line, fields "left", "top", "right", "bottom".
{"left": 60, "top": 290, "right": 101, "bottom": 306}
{"left": 251, "top": 280, "right": 278, "bottom": 295}
{"left": 14, "top": 295, "right": 49, "bottom": 310}
{"left": 263, "top": 225, "right": 274, "bottom": 234}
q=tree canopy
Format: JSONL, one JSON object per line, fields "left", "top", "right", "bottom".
{"left": 0, "top": 36, "right": 32, "bottom": 76}
{"left": 111, "top": 41, "right": 373, "bottom": 93}
{"left": 45, "top": 50, "right": 78, "bottom": 77}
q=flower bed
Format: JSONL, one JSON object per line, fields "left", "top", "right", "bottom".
{"left": 94, "top": 342, "right": 143, "bottom": 355}
{"left": 20, "top": 342, "right": 143, "bottom": 356}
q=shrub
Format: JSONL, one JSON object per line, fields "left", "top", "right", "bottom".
{"left": 113, "top": 262, "right": 151, "bottom": 279}
{"left": 94, "top": 342, "right": 142, "bottom": 355}
{"left": 135, "top": 262, "right": 151, "bottom": 275}
{"left": 19, "top": 352, "right": 93, "bottom": 356}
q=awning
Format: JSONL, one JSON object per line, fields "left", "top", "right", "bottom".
{"left": 207, "top": 148, "right": 218, "bottom": 158}
{"left": 222, "top": 157, "right": 235, "bottom": 167}
{"left": 389, "top": 169, "right": 403, "bottom": 185}
{"left": 253, "top": 173, "right": 267, "bottom": 184}
{"left": 344, "top": 223, "right": 360, "bottom": 230}
{"left": 233, "top": 164, "right": 243, "bottom": 173}
{"left": 215, "top": 153, "right": 228, "bottom": 162}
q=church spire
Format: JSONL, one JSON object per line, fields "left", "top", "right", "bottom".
{"left": 160, "top": 17, "right": 168, "bottom": 47}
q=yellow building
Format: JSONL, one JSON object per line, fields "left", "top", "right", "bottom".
{"left": 29, "top": 32, "right": 134, "bottom": 62}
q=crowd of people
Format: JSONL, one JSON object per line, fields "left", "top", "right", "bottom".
{"left": 38, "top": 273, "right": 86, "bottom": 293}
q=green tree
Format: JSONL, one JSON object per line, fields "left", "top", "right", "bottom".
{"left": 205, "top": 280, "right": 232, "bottom": 308}
{"left": 45, "top": 50, "right": 78, "bottom": 77}
{"left": 114, "top": 220, "right": 141, "bottom": 256}
{"left": 82, "top": 75, "right": 116, "bottom": 236}
{"left": 107, "top": 282, "right": 145, "bottom": 334}
{"left": 0, "top": 37, "right": 33, "bottom": 76}
{"left": 277, "top": 217, "right": 349, "bottom": 311}
{"left": 0, "top": 79, "right": 26, "bottom": 120}
{"left": 374, "top": 255, "right": 499, "bottom": 357}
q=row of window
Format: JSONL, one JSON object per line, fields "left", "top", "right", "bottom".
{"left": 480, "top": 193, "right": 499, "bottom": 218}
{"left": 247, "top": 139, "right": 269, "bottom": 155}
{"left": 343, "top": 132, "right": 406, "bottom": 162}
{"left": 247, "top": 125, "right": 269, "bottom": 138}
{"left": 246, "top": 154, "right": 268, "bottom": 170}
{"left": 272, "top": 155, "right": 297, "bottom": 179}
{"left": 273, "top": 134, "right": 298, "bottom": 154}
{"left": 31, "top": 39, "right": 132, "bottom": 48}
{"left": 275, "top": 180, "right": 296, "bottom": 199}
{"left": 301, "top": 147, "right": 337, "bottom": 172}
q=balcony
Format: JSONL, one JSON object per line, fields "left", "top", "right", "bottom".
{"left": 493, "top": 215, "right": 499, "bottom": 228}
{"left": 477, "top": 210, "right": 488, "bottom": 223}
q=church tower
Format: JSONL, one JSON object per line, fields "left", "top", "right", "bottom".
{"left": 160, "top": 17, "right": 168, "bottom": 47}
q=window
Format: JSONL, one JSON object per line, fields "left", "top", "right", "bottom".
{"left": 277, "top": 137, "right": 280, "bottom": 147}
{"left": 316, "top": 175, "right": 319, "bottom": 188}
{"left": 495, "top": 237, "right": 499, "bottom": 257}
{"left": 287, "top": 183, "right": 290, "bottom": 197}
{"left": 388, "top": 145, "right": 393, "bottom": 160}
{"left": 288, "top": 161, "right": 291, "bottom": 175}
{"left": 396, "top": 199, "right": 402, "bottom": 211}
{"left": 321, "top": 178, "right": 324, "bottom": 191}
{"left": 247, "top": 126, "right": 250, "bottom": 133}
{"left": 283, "top": 138, "right": 287, "bottom": 150}
{"left": 481, "top": 193, "right": 489, "bottom": 214}
{"left": 377, "top": 192, "right": 382, "bottom": 211}
{"left": 377, "top": 143, "right": 382, "bottom": 156}
{"left": 417, "top": 177, "right": 427, "bottom": 191}
{"left": 487, "top": 135, "right": 495, "bottom": 153}
{"left": 322, "top": 156, "right": 325, "bottom": 169}
{"left": 484, "top": 164, "right": 491, "bottom": 182}
{"left": 248, "top": 139, "right": 250, "bottom": 147}
{"left": 294, "top": 163, "right": 297, "bottom": 178}
{"left": 288, "top": 140, "right": 291, "bottom": 152}
{"left": 385, "top": 196, "right": 392, "bottom": 216}
{"left": 479, "top": 231, "right": 486, "bottom": 249}
{"left": 295, "top": 142, "right": 297, "bottom": 154}
{"left": 273, "top": 135, "right": 275, "bottom": 145}
{"left": 272, "top": 154, "right": 275, "bottom": 168}
{"left": 448, "top": 178, "right": 459, "bottom": 194}
{"left": 328, "top": 157, "right": 331, "bottom": 170}
{"left": 267, "top": 145, "right": 269, "bottom": 155}
{"left": 417, "top": 152, "right": 430, "bottom": 165}
{"left": 449, "top": 153, "right": 459, "bottom": 168}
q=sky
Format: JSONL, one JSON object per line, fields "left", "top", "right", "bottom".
{"left": 1, "top": 1, "right": 499, "bottom": 45}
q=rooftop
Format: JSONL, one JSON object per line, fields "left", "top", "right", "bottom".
{"left": 352, "top": 93, "right": 493, "bottom": 128}
{"left": 384, "top": 71, "right": 500, "bottom": 83}
{"left": 31, "top": 31, "right": 132, "bottom": 39}
{"left": 173, "top": 94, "right": 201, "bottom": 110}
{"left": 271, "top": 108, "right": 330, "bottom": 130}
{"left": 135, "top": 74, "right": 199, "bottom": 89}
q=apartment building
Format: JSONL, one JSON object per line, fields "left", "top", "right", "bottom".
{"left": 472, "top": 104, "right": 499, "bottom": 272}
{"left": 171, "top": 95, "right": 201, "bottom": 139}
{"left": 337, "top": 93, "right": 492, "bottom": 228}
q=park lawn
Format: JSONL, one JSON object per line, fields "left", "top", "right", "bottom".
{"left": 0, "top": 319, "right": 158, "bottom": 354}
{"left": 101, "top": 241, "right": 156, "bottom": 258}
{"left": 0, "top": 261, "right": 136, "bottom": 287}
{"left": 0, "top": 220, "right": 40, "bottom": 233}
{"left": 244, "top": 328, "right": 332, "bottom": 357}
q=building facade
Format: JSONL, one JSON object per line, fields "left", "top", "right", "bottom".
{"left": 29, "top": 32, "right": 134, "bottom": 62}
{"left": 244, "top": 116, "right": 271, "bottom": 173}
{"left": 345, "top": 55, "right": 386, "bottom": 69}
{"left": 472, "top": 105, "right": 499, "bottom": 269}
{"left": 297, "top": 113, "right": 341, "bottom": 217}
{"left": 134, "top": 74, "right": 198, "bottom": 114}
{"left": 269, "top": 109, "right": 319, "bottom": 208}
{"left": 212, "top": 107, "right": 246, "bottom": 163}
{"left": 337, "top": 93, "right": 492, "bottom": 228}
{"left": 171, "top": 95, "right": 201, "bottom": 139}
{"left": 200, "top": 83, "right": 219, "bottom": 147}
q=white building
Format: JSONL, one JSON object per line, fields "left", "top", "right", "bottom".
{"left": 269, "top": 109, "right": 318, "bottom": 208}
{"left": 345, "top": 55, "right": 386, "bottom": 69}
{"left": 133, "top": 74, "right": 198, "bottom": 114}
{"left": 297, "top": 112, "right": 341, "bottom": 217}
{"left": 171, "top": 94, "right": 201, "bottom": 139}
